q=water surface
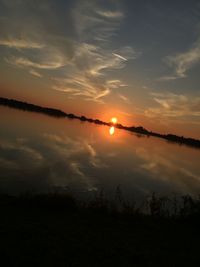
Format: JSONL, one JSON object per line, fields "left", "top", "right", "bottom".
{"left": 1, "top": 106, "right": 200, "bottom": 200}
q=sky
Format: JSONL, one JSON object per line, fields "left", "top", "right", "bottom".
{"left": 0, "top": 0, "right": 200, "bottom": 138}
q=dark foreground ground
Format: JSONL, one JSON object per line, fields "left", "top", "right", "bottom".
{"left": 0, "top": 194, "right": 200, "bottom": 267}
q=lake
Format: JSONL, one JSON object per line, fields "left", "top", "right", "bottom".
{"left": 1, "top": 106, "right": 200, "bottom": 201}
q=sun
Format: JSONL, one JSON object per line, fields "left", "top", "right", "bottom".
{"left": 111, "top": 117, "right": 118, "bottom": 124}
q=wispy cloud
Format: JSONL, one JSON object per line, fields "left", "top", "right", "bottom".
{"left": 118, "top": 94, "right": 130, "bottom": 103}
{"left": 52, "top": 0, "right": 140, "bottom": 103}
{"left": 160, "top": 39, "right": 200, "bottom": 80}
{"left": 53, "top": 43, "right": 134, "bottom": 102}
{"left": 1, "top": 0, "right": 140, "bottom": 103}
{"left": 52, "top": 42, "right": 139, "bottom": 102}
{"left": 0, "top": 37, "right": 45, "bottom": 49}
{"left": 136, "top": 147, "right": 200, "bottom": 194}
{"left": 73, "top": 1, "right": 124, "bottom": 42}
{"left": 96, "top": 10, "right": 124, "bottom": 19}
{"left": 0, "top": 134, "right": 103, "bottom": 193}
{"left": 145, "top": 92, "right": 200, "bottom": 120}
{"left": 6, "top": 56, "right": 65, "bottom": 70}
{"left": 29, "top": 69, "right": 43, "bottom": 78}
{"left": 84, "top": 141, "right": 107, "bottom": 168}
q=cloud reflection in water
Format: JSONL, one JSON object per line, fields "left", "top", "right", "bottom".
{"left": 0, "top": 108, "right": 200, "bottom": 200}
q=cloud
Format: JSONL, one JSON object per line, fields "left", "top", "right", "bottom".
{"left": 70, "top": 162, "right": 85, "bottom": 177}
{"left": 29, "top": 69, "right": 43, "bottom": 78}
{"left": 0, "top": 140, "right": 43, "bottom": 167}
{"left": 6, "top": 56, "right": 65, "bottom": 69}
{"left": 118, "top": 94, "right": 130, "bottom": 103}
{"left": 2, "top": 38, "right": 73, "bottom": 78}
{"left": 106, "top": 80, "right": 127, "bottom": 89}
{"left": 135, "top": 147, "right": 200, "bottom": 194}
{"left": 96, "top": 10, "right": 124, "bottom": 19}
{"left": 161, "top": 39, "right": 200, "bottom": 80}
{"left": 0, "top": 37, "right": 45, "bottom": 49}
{"left": 53, "top": 43, "right": 139, "bottom": 103}
{"left": 0, "top": 0, "right": 75, "bottom": 75}
{"left": 0, "top": 132, "right": 111, "bottom": 194}
{"left": 84, "top": 142, "right": 96, "bottom": 157}
{"left": 145, "top": 92, "right": 200, "bottom": 120}
{"left": 73, "top": 1, "right": 124, "bottom": 42}
{"left": 83, "top": 141, "right": 107, "bottom": 168}
{"left": 1, "top": 0, "right": 140, "bottom": 103}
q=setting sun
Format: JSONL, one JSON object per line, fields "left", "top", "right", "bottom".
{"left": 111, "top": 117, "right": 118, "bottom": 124}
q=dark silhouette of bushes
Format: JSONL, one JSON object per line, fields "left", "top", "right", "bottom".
{"left": 0, "top": 97, "right": 67, "bottom": 117}
{"left": 1, "top": 189, "right": 199, "bottom": 219}
{"left": 1, "top": 190, "right": 200, "bottom": 266}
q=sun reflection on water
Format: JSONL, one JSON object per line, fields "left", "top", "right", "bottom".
{"left": 109, "top": 126, "right": 115, "bottom": 135}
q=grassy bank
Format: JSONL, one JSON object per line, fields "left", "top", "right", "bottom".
{"left": 0, "top": 193, "right": 200, "bottom": 267}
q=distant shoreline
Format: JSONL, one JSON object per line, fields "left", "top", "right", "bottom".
{"left": 1, "top": 96, "right": 200, "bottom": 149}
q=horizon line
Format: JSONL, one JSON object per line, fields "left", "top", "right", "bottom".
{"left": 0, "top": 96, "right": 200, "bottom": 149}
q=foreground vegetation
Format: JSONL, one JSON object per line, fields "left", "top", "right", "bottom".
{"left": 0, "top": 192, "right": 200, "bottom": 267}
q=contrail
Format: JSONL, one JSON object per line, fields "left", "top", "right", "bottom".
{"left": 112, "top": 53, "right": 127, "bottom": 61}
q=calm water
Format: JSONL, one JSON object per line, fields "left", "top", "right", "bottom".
{"left": 1, "top": 106, "right": 200, "bottom": 200}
